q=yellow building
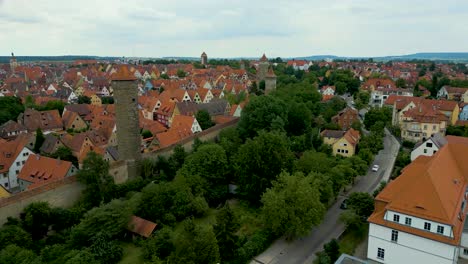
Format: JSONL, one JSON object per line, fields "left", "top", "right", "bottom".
{"left": 321, "top": 128, "right": 361, "bottom": 157}
{"left": 0, "top": 185, "right": 10, "bottom": 199}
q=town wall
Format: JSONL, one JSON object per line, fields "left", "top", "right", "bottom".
{"left": 0, "top": 118, "right": 239, "bottom": 225}
{"left": 0, "top": 176, "right": 84, "bottom": 225}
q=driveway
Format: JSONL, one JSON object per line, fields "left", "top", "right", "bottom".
{"left": 252, "top": 129, "right": 400, "bottom": 264}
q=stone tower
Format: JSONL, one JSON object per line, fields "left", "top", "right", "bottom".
{"left": 201, "top": 52, "right": 208, "bottom": 66}
{"left": 111, "top": 65, "right": 141, "bottom": 179}
{"left": 10, "top": 52, "right": 18, "bottom": 73}
{"left": 265, "top": 67, "right": 277, "bottom": 94}
{"left": 239, "top": 60, "right": 245, "bottom": 70}
{"left": 257, "top": 53, "right": 269, "bottom": 81}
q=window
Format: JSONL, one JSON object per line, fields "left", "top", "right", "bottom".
{"left": 424, "top": 222, "right": 431, "bottom": 231}
{"left": 437, "top": 226, "right": 444, "bottom": 234}
{"left": 433, "top": 125, "right": 436, "bottom": 130}
{"left": 5, "top": 182, "right": 8, "bottom": 187}
{"left": 16, "top": 162, "right": 20, "bottom": 166}
{"left": 393, "top": 214, "right": 400, "bottom": 223}
{"left": 403, "top": 217, "right": 411, "bottom": 226}
{"left": 391, "top": 230, "right": 399, "bottom": 242}
{"left": 22, "top": 161, "right": 25, "bottom": 165}
{"left": 426, "top": 142, "right": 433, "bottom": 148}
{"left": 345, "top": 150, "right": 349, "bottom": 153}
{"left": 15, "top": 170, "right": 19, "bottom": 175}
{"left": 424, "top": 125, "right": 427, "bottom": 130}
{"left": 464, "top": 249, "right": 468, "bottom": 255}
{"left": 377, "top": 248, "right": 385, "bottom": 260}
{"left": 424, "top": 149, "right": 427, "bottom": 154}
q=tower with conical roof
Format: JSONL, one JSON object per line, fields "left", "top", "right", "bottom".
{"left": 201, "top": 52, "right": 208, "bottom": 66}
{"left": 111, "top": 65, "right": 141, "bottom": 179}
{"left": 265, "top": 67, "right": 277, "bottom": 94}
{"left": 257, "top": 53, "right": 269, "bottom": 81}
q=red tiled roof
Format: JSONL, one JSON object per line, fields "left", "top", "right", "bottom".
{"left": 18, "top": 155, "right": 73, "bottom": 189}
{"left": 128, "top": 215, "right": 157, "bottom": 238}
{"left": 111, "top": 65, "right": 137, "bottom": 81}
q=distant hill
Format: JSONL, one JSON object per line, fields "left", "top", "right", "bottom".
{"left": 0, "top": 55, "right": 120, "bottom": 63}
{"left": 296, "top": 53, "right": 468, "bottom": 62}
{"left": 1, "top": 52, "right": 467, "bottom": 64}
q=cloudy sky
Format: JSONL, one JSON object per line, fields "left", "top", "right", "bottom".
{"left": 1, "top": 0, "right": 467, "bottom": 58}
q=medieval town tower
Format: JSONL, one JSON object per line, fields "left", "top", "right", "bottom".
{"left": 111, "top": 65, "right": 141, "bottom": 179}
{"left": 201, "top": 52, "right": 208, "bottom": 66}
{"left": 10, "top": 52, "right": 18, "bottom": 73}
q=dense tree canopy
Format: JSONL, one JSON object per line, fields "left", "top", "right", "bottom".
{"left": 234, "top": 131, "right": 294, "bottom": 203}
{"left": 195, "top": 110, "right": 214, "bottom": 130}
{"left": 261, "top": 172, "right": 325, "bottom": 239}
{"left": 0, "top": 96, "right": 24, "bottom": 126}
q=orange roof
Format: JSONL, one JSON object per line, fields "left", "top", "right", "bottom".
{"left": 155, "top": 128, "right": 192, "bottom": 148}
{"left": 260, "top": 54, "right": 268, "bottom": 62}
{"left": 171, "top": 115, "right": 195, "bottom": 131}
{"left": 111, "top": 65, "right": 137, "bottom": 81}
{"left": 369, "top": 139, "right": 468, "bottom": 245}
{"left": 18, "top": 155, "right": 73, "bottom": 189}
{"left": 0, "top": 134, "right": 31, "bottom": 174}
{"left": 321, "top": 94, "right": 334, "bottom": 101}
{"left": 128, "top": 215, "right": 157, "bottom": 238}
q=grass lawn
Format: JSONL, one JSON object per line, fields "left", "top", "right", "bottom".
{"left": 119, "top": 242, "right": 144, "bottom": 264}
{"left": 339, "top": 224, "right": 369, "bottom": 255}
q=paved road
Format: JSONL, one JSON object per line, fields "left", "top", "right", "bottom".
{"left": 252, "top": 129, "right": 400, "bottom": 264}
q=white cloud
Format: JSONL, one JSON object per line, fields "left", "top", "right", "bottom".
{"left": 0, "top": 0, "right": 467, "bottom": 57}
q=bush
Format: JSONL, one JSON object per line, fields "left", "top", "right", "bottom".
{"left": 402, "top": 140, "right": 415, "bottom": 149}
{"left": 236, "top": 229, "right": 275, "bottom": 263}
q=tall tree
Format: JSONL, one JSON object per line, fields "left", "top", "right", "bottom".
{"left": 0, "top": 96, "right": 24, "bottom": 126}
{"left": 261, "top": 172, "right": 325, "bottom": 239}
{"left": 214, "top": 203, "right": 239, "bottom": 261}
{"left": 21, "top": 202, "right": 52, "bottom": 240}
{"left": 168, "top": 219, "right": 220, "bottom": 264}
{"left": 77, "top": 152, "right": 115, "bottom": 208}
{"left": 33, "top": 128, "right": 45, "bottom": 153}
{"left": 234, "top": 131, "right": 294, "bottom": 203}
{"left": 237, "top": 96, "right": 288, "bottom": 139}
{"left": 195, "top": 110, "right": 214, "bottom": 130}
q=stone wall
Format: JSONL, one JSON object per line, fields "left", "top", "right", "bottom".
{"left": 0, "top": 118, "right": 239, "bottom": 225}
{"left": 0, "top": 176, "right": 84, "bottom": 225}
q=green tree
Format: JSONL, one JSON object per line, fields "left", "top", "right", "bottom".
{"left": 0, "top": 245, "right": 39, "bottom": 264}
{"left": 395, "top": 78, "right": 406, "bottom": 88}
{"left": 286, "top": 101, "right": 312, "bottom": 136}
{"left": 77, "top": 96, "right": 91, "bottom": 104}
{"left": 0, "top": 225, "right": 32, "bottom": 250}
{"left": 214, "top": 203, "right": 239, "bottom": 261}
{"left": 176, "top": 69, "right": 186, "bottom": 78}
{"left": 237, "top": 96, "right": 288, "bottom": 139}
{"left": 70, "top": 199, "right": 133, "bottom": 247}
{"left": 347, "top": 192, "right": 374, "bottom": 219}
{"left": 33, "top": 128, "right": 45, "bottom": 153}
{"left": 49, "top": 146, "right": 78, "bottom": 167}
{"left": 168, "top": 219, "right": 220, "bottom": 264}
{"left": 77, "top": 152, "right": 116, "bottom": 208}
{"left": 334, "top": 81, "right": 347, "bottom": 95}
{"left": 179, "top": 144, "right": 228, "bottom": 204}
{"left": 261, "top": 172, "right": 325, "bottom": 239}
{"left": 323, "top": 239, "right": 340, "bottom": 263}
{"left": 363, "top": 107, "right": 392, "bottom": 130}
{"left": 101, "top": 97, "right": 114, "bottom": 104}
{"left": 39, "top": 100, "right": 66, "bottom": 115}
{"left": 160, "top": 73, "right": 169, "bottom": 79}
{"left": 142, "top": 130, "right": 153, "bottom": 139}
{"left": 21, "top": 202, "right": 52, "bottom": 240}
{"left": 89, "top": 233, "right": 123, "bottom": 264}
{"left": 0, "top": 96, "right": 24, "bottom": 126}
{"left": 143, "top": 227, "right": 175, "bottom": 260}
{"left": 195, "top": 110, "right": 214, "bottom": 130}
{"left": 234, "top": 131, "right": 294, "bottom": 203}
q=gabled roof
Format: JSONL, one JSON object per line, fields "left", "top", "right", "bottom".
{"left": 369, "top": 138, "right": 468, "bottom": 245}
{"left": 320, "top": 129, "right": 345, "bottom": 139}
{"left": 155, "top": 128, "right": 193, "bottom": 148}
{"left": 176, "top": 101, "right": 198, "bottom": 116}
{"left": 0, "top": 134, "right": 32, "bottom": 174}
{"left": 171, "top": 115, "right": 196, "bottom": 131}
{"left": 127, "top": 215, "right": 157, "bottom": 238}
{"left": 20, "top": 109, "right": 63, "bottom": 132}
{"left": 18, "top": 154, "right": 73, "bottom": 189}
{"left": 260, "top": 54, "right": 268, "bottom": 62}
{"left": 39, "top": 133, "right": 62, "bottom": 154}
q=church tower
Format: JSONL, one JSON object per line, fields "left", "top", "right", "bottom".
{"left": 111, "top": 65, "right": 141, "bottom": 179}
{"left": 10, "top": 52, "right": 18, "bottom": 73}
{"left": 201, "top": 52, "right": 208, "bottom": 66}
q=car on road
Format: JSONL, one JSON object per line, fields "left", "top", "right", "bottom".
{"left": 340, "top": 199, "right": 348, "bottom": 209}
{"left": 372, "top": 164, "right": 380, "bottom": 172}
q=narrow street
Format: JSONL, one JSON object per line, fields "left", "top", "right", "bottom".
{"left": 252, "top": 129, "right": 400, "bottom": 264}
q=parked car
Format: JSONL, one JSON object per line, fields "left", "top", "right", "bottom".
{"left": 340, "top": 199, "right": 348, "bottom": 209}
{"left": 372, "top": 164, "right": 380, "bottom": 172}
